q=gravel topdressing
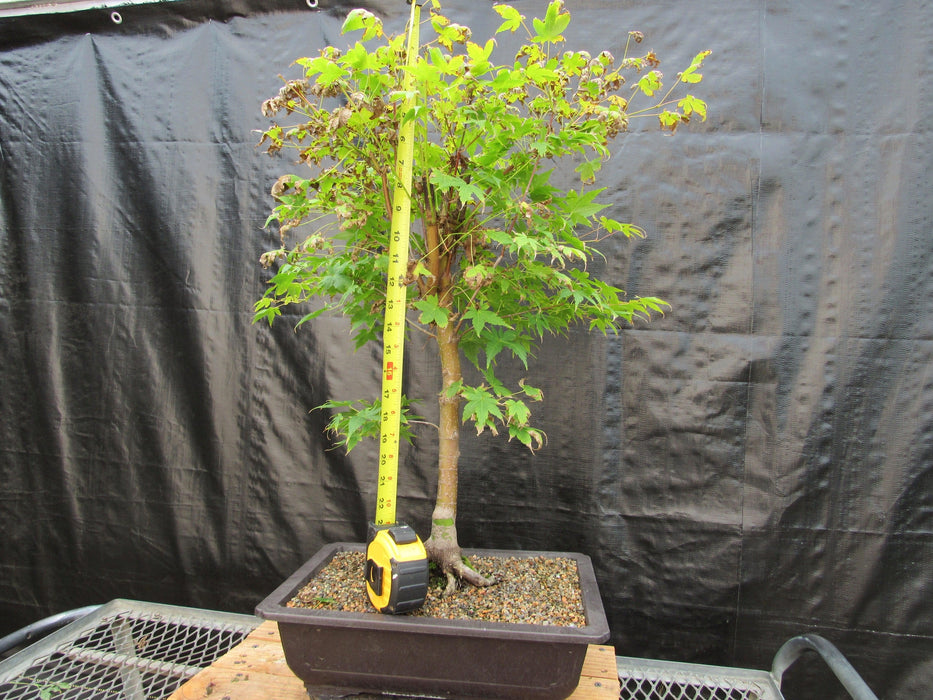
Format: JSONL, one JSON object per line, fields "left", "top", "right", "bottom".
{"left": 287, "top": 550, "right": 587, "bottom": 627}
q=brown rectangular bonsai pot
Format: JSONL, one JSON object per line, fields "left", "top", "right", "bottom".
{"left": 255, "top": 542, "right": 610, "bottom": 699}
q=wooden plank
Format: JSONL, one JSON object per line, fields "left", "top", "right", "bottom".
{"left": 245, "top": 620, "right": 280, "bottom": 643}
{"left": 169, "top": 621, "right": 620, "bottom": 699}
{"left": 169, "top": 622, "right": 305, "bottom": 700}
{"left": 170, "top": 666, "right": 307, "bottom": 700}
{"left": 572, "top": 645, "right": 620, "bottom": 700}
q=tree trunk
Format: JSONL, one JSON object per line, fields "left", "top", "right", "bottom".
{"left": 424, "top": 320, "right": 495, "bottom": 594}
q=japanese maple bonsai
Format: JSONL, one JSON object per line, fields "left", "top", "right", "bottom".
{"left": 255, "top": 0, "right": 709, "bottom": 594}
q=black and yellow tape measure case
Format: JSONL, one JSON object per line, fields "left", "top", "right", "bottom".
{"left": 365, "top": 523, "right": 429, "bottom": 614}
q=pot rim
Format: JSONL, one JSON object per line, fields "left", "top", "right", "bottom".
{"left": 256, "top": 542, "right": 610, "bottom": 644}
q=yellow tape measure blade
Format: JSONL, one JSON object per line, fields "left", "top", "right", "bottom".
{"left": 374, "top": 0, "right": 421, "bottom": 527}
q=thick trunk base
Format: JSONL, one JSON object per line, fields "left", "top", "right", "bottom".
{"left": 425, "top": 522, "right": 495, "bottom": 595}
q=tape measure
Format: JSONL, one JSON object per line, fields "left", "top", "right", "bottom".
{"left": 366, "top": 0, "right": 429, "bottom": 615}
{"left": 366, "top": 522, "right": 428, "bottom": 614}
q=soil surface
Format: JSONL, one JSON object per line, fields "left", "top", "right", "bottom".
{"left": 287, "top": 550, "right": 587, "bottom": 627}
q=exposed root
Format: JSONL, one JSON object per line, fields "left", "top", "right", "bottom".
{"left": 425, "top": 531, "right": 496, "bottom": 596}
{"left": 449, "top": 556, "right": 496, "bottom": 591}
{"left": 443, "top": 571, "right": 458, "bottom": 597}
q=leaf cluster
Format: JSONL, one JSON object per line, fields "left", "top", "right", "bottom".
{"left": 254, "top": 0, "right": 709, "bottom": 450}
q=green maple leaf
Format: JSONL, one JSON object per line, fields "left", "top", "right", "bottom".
{"left": 493, "top": 4, "right": 523, "bottom": 33}
{"left": 560, "top": 188, "right": 607, "bottom": 225}
{"left": 505, "top": 398, "right": 531, "bottom": 425}
{"left": 461, "top": 385, "right": 503, "bottom": 432}
{"left": 678, "top": 94, "right": 708, "bottom": 120}
{"left": 414, "top": 296, "right": 450, "bottom": 327}
{"left": 532, "top": 0, "right": 570, "bottom": 43}
{"left": 637, "top": 70, "right": 663, "bottom": 97}
{"left": 463, "top": 307, "right": 511, "bottom": 334}
{"left": 429, "top": 171, "right": 485, "bottom": 204}
{"left": 679, "top": 50, "right": 711, "bottom": 83}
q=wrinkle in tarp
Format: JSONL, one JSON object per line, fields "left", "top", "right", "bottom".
{"left": 0, "top": 1, "right": 931, "bottom": 697}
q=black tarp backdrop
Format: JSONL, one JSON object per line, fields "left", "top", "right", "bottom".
{"left": 0, "top": 0, "right": 930, "bottom": 696}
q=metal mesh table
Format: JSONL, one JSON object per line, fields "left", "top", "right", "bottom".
{"left": 617, "top": 656, "right": 783, "bottom": 700}
{"left": 0, "top": 600, "right": 259, "bottom": 699}
{"left": 0, "top": 602, "right": 875, "bottom": 700}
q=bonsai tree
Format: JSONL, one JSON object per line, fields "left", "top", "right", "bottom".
{"left": 255, "top": 0, "right": 709, "bottom": 593}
